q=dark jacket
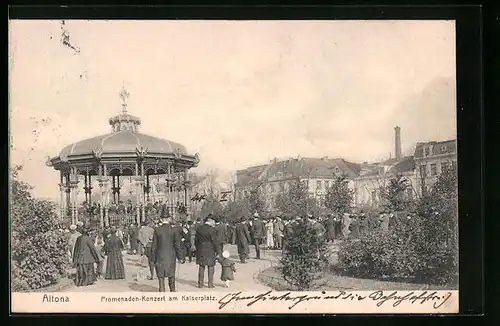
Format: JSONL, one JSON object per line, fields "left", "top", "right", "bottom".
{"left": 151, "top": 224, "right": 183, "bottom": 276}
{"left": 195, "top": 223, "right": 220, "bottom": 266}
{"left": 234, "top": 222, "right": 252, "bottom": 255}
{"left": 251, "top": 219, "right": 266, "bottom": 239}
{"left": 214, "top": 223, "right": 227, "bottom": 246}
{"left": 324, "top": 218, "right": 335, "bottom": 240}
{"left": 311, "top": 221, "right": 326, "bottom": 238}
{"left": 73, "top": 234, "right": 101, "bottom": 265}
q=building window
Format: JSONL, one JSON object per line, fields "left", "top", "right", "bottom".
{"left": 280, "top": 181, "right": 285, "bottom": 192}
{"left": 316, "top": 180, "right": 322, "bottom": 190}
{"left": 325, "top": 180, "right": 330, "bottom": 189}
{"left": 441, "top": 162, "right": 450, "bottom": 173}
{"left": 269, "top": 183, "right": 275, "bottom": 193}
{"left": 424, "top": 147, "right": 430, "bottom": 157}
{"left": 371, "top": 190, "right": 377, "bottom": 203}
{"left": 452, "top": 161, "right": 457, "bottom": 171}
{"left": 430, "top": 163, "right": 437, "bottom": 176}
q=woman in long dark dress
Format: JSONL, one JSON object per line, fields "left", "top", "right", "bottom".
{"left": 103, "top": 228, "right": 126, "bottom": 280}
{"left": 72, "top": 226, "right": 101, "bottom": 286}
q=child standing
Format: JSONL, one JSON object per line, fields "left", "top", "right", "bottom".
{"left": 219, "top": 250, "right": 236, "bottom": 288}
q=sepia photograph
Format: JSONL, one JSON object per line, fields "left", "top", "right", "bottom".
{"left": 9, "top": 19, "right": 459, "bottom": 314}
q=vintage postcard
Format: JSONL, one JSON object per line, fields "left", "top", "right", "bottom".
{"left": 9, "top": 19, "right": 458, "bottom": 314}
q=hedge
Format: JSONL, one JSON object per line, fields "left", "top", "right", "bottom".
{"left": 11, "top": 168, "right": 69, "bottom": 291}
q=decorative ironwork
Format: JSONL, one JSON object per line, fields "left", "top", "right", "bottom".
{"left": 174, "top": 148, "right": 182, "bottom": 159}
{"left": 135, "top": 146, "right": 148, "bottom": 160}
{"left": 119, "top": 85, "right": 130, "bottom": 114}
{"left": 92, "top": 147, "right": 103, "bottom": 160}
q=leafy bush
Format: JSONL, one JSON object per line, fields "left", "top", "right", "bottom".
{"left": 280, "top": 221, "right": 329, "bottom": 290}
{"left": 337, "top": 168, "right": 458, "bottom": 286}
{"left": 11, "top": 166, "right": 69, "bottom": 291}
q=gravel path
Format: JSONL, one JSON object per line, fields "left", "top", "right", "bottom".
{"left": 61, "top": 244, "right": 280, "bottom": 293}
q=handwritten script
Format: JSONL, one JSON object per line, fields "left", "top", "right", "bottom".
{"left": 218, "top": 290, "right": 453, "bottom": 310}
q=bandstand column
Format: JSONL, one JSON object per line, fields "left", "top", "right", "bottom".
{"left": 134, "top": 162, "right": 145, "bottom": 225}
{"left": 103, "top": 164, "right": 110, "bottom": 226}
{"left": 65, "top": 173, "right": 71, "bottom": 220}
{"left": 167, "top": 164, "right": 174, "bottom": 219}
{"left": 141, "top": 162, "right": 146, "bottom": 221}
{"left": 58, "top": 171, "right": 67, "bottom": 219}
{"left": 98, "top": 164, "right": 104, "bottom": 227}
{"left": 117, "top": 175, "right": 121, "bottom": 203}
{"left": 165, "top": 164, "right": 171, "bottom": 217}
{"left": 70, "top": 167, "right": 80, "bottom": 224}
{"left": 184, "top": 170, "right": 190, "bottom": 216}
{"left": 88, "top": 174, "right": 92, "bottom": 206}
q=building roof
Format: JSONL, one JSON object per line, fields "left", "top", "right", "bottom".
{"left": 414, "top": 139, "right": 457, "bottom": 159}
{"left": 388, "top": 156, "right": 415, "bottom": 174}
{"left": 235, "top": 157, "right": 361, "bottom": 187}
{"left": 58, "top": 131, "right": 189, "bottom": 161}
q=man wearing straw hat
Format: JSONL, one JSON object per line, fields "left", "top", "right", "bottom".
{"left": 151, "top": 215, "right": 185, "bottom": 292}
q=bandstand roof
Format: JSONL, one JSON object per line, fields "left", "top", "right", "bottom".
{"left": 58, "top": 131, "right": 189, "bottom": 161}
{"left": 48, "top": 87, "right": 199, "bottom": 172}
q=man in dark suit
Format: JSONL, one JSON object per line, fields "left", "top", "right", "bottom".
{"left": 214, "top": 216, "right": 227, "bottom": 253}
{"left": 195, "top": 216, "right": 220, "bottom": 288}
{"left": 151, "top": 216, "right": 185, "bottom": 292}
{"left": 250, "top": 213, "right": 265, "bottom": 259}
{"left": 234, "top": 217, "right": 252, "bottom": 263}
{"left": 308, "top": 213, "right": 326, "bottom": 240}
{"left": 324, "top": 214, "right": 335, "bottom": 242}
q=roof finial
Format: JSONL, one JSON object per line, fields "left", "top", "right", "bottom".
{"left": 119, "top": 83, "right": 130, "bottom": 114}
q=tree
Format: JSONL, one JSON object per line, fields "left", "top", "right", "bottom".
{"left": 324, "top": 174, "right": 354, "bottom": 215}
{"left": 280, "top": 220, "right": 329, "bottom": 290}
{"left": 247, "top": 185, "right": 267, "bottom": 218}
{"left": 199, "top": 193, "right": 223, "bottom": 219}
{"left": 222, "top": 199, "right": 250, "bottom": 223}
{"left": 338, "top": 165, "right": 459, "bottom": 285}
{"left": 11, "top": 165, "right": 69, "bottom": 291}
{"left": 379, "top": 173, "right": 414, "bottom": 212}
{"left": 415, "top": 165, "right": 458, "bottom": 283}
{"left": 275, "top": 179, "right": 312, "bottom": 219}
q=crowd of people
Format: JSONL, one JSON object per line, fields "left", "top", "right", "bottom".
{"left": 63, "top": 209, "right": 401, "bottom": 292}
{"left": 77, "top": 200, "right": 187, "bottom": 217}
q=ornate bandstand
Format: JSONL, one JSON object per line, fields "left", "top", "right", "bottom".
{"left": 47, "top": 87, "right": 200, "bottom": 227}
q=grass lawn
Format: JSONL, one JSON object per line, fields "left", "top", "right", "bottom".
{"left": 256, "top": 266, "right": 457, "bottom": 291}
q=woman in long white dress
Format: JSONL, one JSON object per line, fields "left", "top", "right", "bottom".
{"left": 265, "top": 220, "right": 274, "bottom": 249}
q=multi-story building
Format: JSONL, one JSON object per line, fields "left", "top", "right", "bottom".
{"left": 413, "top": 139, "right": 457, "bottom": 193}
{"left": 234, "top": 156, "right": 361, "bottom": 211}
{"left": 352, "top": 156, "right": 417, "bottom": 207}
{"left": 351, "top": 126, "right": 418, "bottom": 206}
{"left": 233, "top": 126, "right": 456, "bottom": 212}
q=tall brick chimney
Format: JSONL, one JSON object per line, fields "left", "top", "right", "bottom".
{"left": 394, "top": 126, "right": 402, "bottom": 161}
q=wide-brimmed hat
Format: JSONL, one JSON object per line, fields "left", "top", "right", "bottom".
{"left": 222, "top": 250, "right": 230, "bottom": 258}
{"left": 253, "top": 212, "right": 260, "bottom": 218}
{"left": 69, "top": 224, "right": 77, "bottom": 230}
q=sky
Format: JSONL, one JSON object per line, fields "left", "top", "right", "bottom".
{"left": 9, "top": 20, "right": 457, "bottom": 199}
